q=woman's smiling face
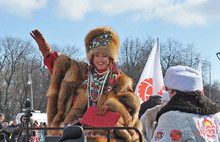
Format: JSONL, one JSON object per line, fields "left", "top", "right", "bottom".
{"left": 93, "top": 52, "right": 109, "bottom": 70}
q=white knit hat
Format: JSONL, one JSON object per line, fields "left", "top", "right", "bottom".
{"left": 162, "top": 91, "right": 170, "bottom": 102}
{"left": 164, "top": 65, "right": 202, "bottom": 91}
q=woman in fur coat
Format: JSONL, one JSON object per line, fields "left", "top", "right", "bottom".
{"left": 30, "top": 26, "right": 142, "bottom": 142}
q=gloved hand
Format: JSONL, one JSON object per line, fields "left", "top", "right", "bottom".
{"left": 30, "top": 29, "right": 52, "bottom": 58}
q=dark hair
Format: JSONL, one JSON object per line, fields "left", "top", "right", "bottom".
{"left": 20, "top": 115, "right": 26, "bottom": 123}
{"left": 138, "top": 95, "right": 162, "bottom": 118}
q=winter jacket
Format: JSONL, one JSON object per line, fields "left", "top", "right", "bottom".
{"left": 140, "top": 105, "right": 161, "bottom": 142}
{"left": 139, "top": 95, "right": 162, "bottom": 118}
{"left": 150, "top": 91, "right": 220, "bottom": 142}
{"left": 0, "top": 122, "right": 9, "bottom": 142}
{"left": 6, "top": 124, "right": 18, "bottom": 142}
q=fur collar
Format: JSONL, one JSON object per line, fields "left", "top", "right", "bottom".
{"left": 145, "top": 105, "right": 161, "bottom": 130}
{"left": 156, "top": 90, "right": 220, "bottom": 122}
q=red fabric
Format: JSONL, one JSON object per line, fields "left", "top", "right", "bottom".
{"left": 44, "top": 52, "right": 59, "bottom": 74}
{"left": 80, "top": 106, "right": 121, "bottom": 127}
{"left": 96, "top": 67, "right": 108, "bottom": 73}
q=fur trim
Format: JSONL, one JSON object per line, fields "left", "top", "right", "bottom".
{"left": 145, "top": 105, "right": 161, "bottom": 130}
{"left": 156, "top": 90, "right": 220, "bottom": 122}
{"left": 112, "top": 71, "right": 133, "bottom": 94}
{"left": 85, "top": 129, "right": 116, "bottom": 142}
{"left": 85, "top": 26, "right": 119, "bottom": 62}
{"left": 63, "top": 85, "right": 88, "bottom": 124}
{"left": 87, "top": 136, "right": 116, "bottom": 142}
{"left": 46, "top": 54, "right": 88, "bottom": 135}
{"left": 97, "top": 91, "right": 142, "bottom": 142}
{"left": 116, "top": 91, "right": 140, "bottom": 124}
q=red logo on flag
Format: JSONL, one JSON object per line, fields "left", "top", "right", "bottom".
{"left": 138, "top": 78, "right": 153, "bottom": 102}
{"left": 158, "top": 86, "right": 165, "bottom": 95}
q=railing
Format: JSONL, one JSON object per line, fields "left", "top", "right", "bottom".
{"left": 0, "top": 126, "right": 142, "bottom": 142}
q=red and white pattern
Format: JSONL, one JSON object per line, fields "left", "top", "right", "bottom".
{"left": 135, "top": 38, "right": 165, "bottom": 103}
{"left": 196, "top": 115, "right": 219, "bottom": 141}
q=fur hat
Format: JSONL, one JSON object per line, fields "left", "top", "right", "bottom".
{"left": 164, "top": 65, "right": 202, "bottom": 91}
{"left": 85, "top": 26, "right": 119, "bottom": 62}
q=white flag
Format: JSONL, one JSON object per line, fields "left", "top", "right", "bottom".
{"left": 135, "top": 38, "right": 165, "bottom": 104}
{"left": 196, "top": 59, "right": 202, "bottom": 73}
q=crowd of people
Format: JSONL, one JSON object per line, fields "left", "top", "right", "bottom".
{"left": 1, "top": 25, "right": 220, "bottom": 142}
{"left": 0, "top": 113, "right": 47, "bottom": 142}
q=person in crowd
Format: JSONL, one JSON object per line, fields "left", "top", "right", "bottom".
{"left": 30, "top": 26, "right": 142, "bottom": 141}
{"left": 140, "top": 91, "right": 170, "bottom": 142}
{"left": 34, "top": 120, "right": 38, "bottom": 128}
{"left": 32, "top": 120, "right": 39, "bottom": 142}
{"left": 30, "top": 118, "right": 35, "bottom": 127}
{"left": 0, "top": 113, "right": 9, "bottom": 142}
{"left": 18, "top": 115, "right": 26, "bottom": 126}
{"left": 0, "top": 113, "right": 7, "bottom": 128}
{"left": 150, "top": 65, "right": 220, "bottom": 142}
{"left": 42, "top": 122, "right": 47, "bottom": 136}
{"left": 6, "top": 119, "right": 18, "bottom": 142}
{"left": 17, "top": 115, "right": 35, "bottom": 142}
{"left": 16, "top": 115, "right": 27, "bottom": 142}
{"left": 38, "top": 122, "right": 45, "bottom": 142}
{"left": 0, "top": 113, "right": 5, "bottom": 128}
{"left": 139, "top": 95, "right": 162, "bottom": 118}
{"left": 39, "top": 122, "right": 43, "bottom": 128}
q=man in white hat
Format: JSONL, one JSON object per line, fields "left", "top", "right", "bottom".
{"left": 150, "top": 65, "right": 220, "bottom": 142}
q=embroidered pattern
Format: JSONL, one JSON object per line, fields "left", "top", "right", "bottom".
{"left": 86, "top": 131, "right": 105, "bottom": 137}
{"left": 196, "top": 115, "right": 219, "bottom": 141}
{"left": 89, "top": 33, "right": 111, "bottom": 50}
{"left": 170, "top": 129, "right": 182, "bottom": 141}
{"left": 88, "top": 69, "right": 110, "bottom": 106}
{"left": 154, "top": 129, "right": 165, "bottom": 141}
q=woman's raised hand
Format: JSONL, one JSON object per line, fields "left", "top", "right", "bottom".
{"left": 30, "top": 29, "right": 52, "bottom": 58}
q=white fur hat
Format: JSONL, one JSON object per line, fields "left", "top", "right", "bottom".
{"left": 162, "top": 91, "right": 170, "bottom": 102}
{"left": 164, "top": 65, "right": 202, "bottom": 91}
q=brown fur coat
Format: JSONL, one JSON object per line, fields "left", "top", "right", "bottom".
{"left": 46, "top": 54, "right": 143, "bottom": 141}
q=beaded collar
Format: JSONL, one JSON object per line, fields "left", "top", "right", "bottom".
{"left": 94, "top": 67, "right": 108, "bottom": 75}
{"left": 87, "top": 68, "right": 110, "bottom": 107}
{"left": 83, "top": 61, "right": 120, "bottom": 108}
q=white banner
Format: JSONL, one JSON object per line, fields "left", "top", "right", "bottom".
{"left": 135, "top": 38, "right": 165, "bottom": 103}
{"left": 196, "top": 59, "right": 204, "bottom": 94}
